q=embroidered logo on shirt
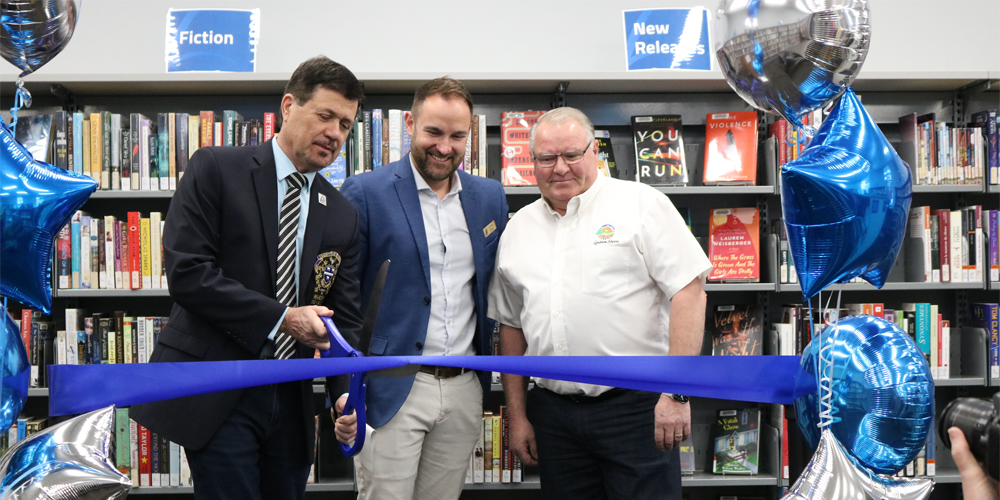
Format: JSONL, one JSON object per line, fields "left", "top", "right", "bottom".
{"left": 594, "top": 224, "right": 619, "bottom": 245}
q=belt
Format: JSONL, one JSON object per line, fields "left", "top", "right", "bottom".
{"left": 419, "top": 365, "right": 469, "bottom": 379}
{"left": 543, "top": 387, "right": 629, "bottom": 404}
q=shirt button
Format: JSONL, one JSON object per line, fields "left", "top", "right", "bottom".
{"left": 554, "top": 311, "right": 561, "bottom": 317}
{"left": 415, "top": 342, "right": 423, "bottom": 350}
{"left": 423, "top": 296, "right": 431, "bottom": 305}
{"left": 557, "top": 344, "right": 564, "bottom": 350}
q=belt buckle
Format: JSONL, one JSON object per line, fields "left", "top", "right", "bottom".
{"left": 434, "top": 366, "right": 442, "bottom": 378}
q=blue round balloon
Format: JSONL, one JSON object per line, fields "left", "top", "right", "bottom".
{"left": 1, "top": 311, "right": 30, "bottom": 437}
{"left": 781, "top": 88, "right": 912, "bottom": 299}
{"left": 794, "top": 315, "right": 934, "bottom": 475}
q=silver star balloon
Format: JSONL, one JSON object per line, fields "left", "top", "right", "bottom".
{"left": 782, "top": 430, "right": 933, "bottom": 500}
{"left": 0, "top": 406, "right": 130, "bottom": 499}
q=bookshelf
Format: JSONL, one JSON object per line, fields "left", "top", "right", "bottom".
{"left": 5, "top": 69, "right": 997, "bottom": 499}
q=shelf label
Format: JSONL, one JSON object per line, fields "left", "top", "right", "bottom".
{"left": 165, "top": 9, "right": 260, "bottom": 73}
{"left": 623, "top": 8, "right": 711, "bottom": 72}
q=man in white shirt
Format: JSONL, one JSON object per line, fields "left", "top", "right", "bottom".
{"left": 489, "top": 107, "right": 712, "bottom": 500}
{"left": 336, "top": 78, "right": 508, "bottom": 500}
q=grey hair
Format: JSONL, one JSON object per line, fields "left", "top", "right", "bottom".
{"left": 529, "top": 107, "right": 596, "bottom": 154}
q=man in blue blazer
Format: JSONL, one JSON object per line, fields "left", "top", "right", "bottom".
{"left": 335, "top": 78, "right": 507, "bottom": 500}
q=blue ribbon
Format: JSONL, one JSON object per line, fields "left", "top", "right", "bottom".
{"left": 48, "top": 355, "right": 815, "bottom": 417}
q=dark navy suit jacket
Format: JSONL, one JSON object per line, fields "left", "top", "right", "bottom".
{"left": 131, "top": 140, "right": 365, "bottom": 459}
{"left": 340, "top": 156, "right": 508, "bottom": 428}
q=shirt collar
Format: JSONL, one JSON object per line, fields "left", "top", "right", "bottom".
{"left": 542, "top": 173, "right": 607, "bottom": 218}
{"left": 272, "top": 137, "right": 317, "bottom": 187}
{"left": 409, "top": 153, "right": 463, "bottom": 196}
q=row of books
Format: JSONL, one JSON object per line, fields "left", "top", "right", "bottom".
{"left": 900, "top": 110, "right": 999, "bottom": 186}
{"left": 908, "top": 206, "right": 999, "bottom": 284}
{"left": 502, "top": 111, "right": 766, "bottom": 187}
{"left": 16, "top": 308, "right": 168, "bottom": 387}
{"left": 57, "top": 211, "right": 166, "bottom": 291}
{"left": 21, "top": 110, "right": 273, "bottom": 191}
{"left": 465, "top": 407, "right": 523, "bottom": 484}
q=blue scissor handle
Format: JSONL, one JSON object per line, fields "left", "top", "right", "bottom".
{"left": 319, "top": 316, "right": 367, "bottom": 457}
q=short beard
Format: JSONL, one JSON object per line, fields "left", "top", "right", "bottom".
{"left": 412, "top": 146, "right": 460, "bottom": 183}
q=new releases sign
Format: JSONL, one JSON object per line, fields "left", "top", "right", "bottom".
{"left": 623, "top": 8, "right": 711, "bottom": 71}
{"left": 166, "top": 9, "right": 260, "bottom": 72}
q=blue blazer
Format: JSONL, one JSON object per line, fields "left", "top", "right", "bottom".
{"left": 340, "top": 156, "right": 508, "bottom": 428}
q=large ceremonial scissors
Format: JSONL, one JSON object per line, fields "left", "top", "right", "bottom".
{"left": 319, "top": 260, "right": 389, "bottom": 457}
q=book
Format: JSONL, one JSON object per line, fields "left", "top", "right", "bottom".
{"left": 708, "top": 207, "right": 761, "bottom": 282}
{"left": 632, "top": 115, "right": 687, "bottom": 185}
{"left": 703, "top": 111, "right": 758, "bottom": 185}
{"left": 678, "top": 435, "right": 695, "bottom": 475}
{"left": 501, "top": 110, "right": 545, "bottom": 186}
{"left": 970, "top": 303, "right": 999, "bottom": 380}
{"left": 318, "top": 148, "right": 347, "bottom": 189}
{"left": 970, "top": 109, "right": 998, "bottom": 185}
{"left": 594, "top": 130, "right": 618, "bottom": 179}
{"left": 711, "top": 304, "right": 765, "bottom": 356}
{"left": 712, "top": 408, "right": 760, "bottom": 474}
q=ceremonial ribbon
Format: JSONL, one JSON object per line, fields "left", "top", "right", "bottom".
{"left": 48, "top": 355, "right": 814, "bottom": 417}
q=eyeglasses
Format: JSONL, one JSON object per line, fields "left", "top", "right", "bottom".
{"left": 532, "top": 142, "right": 592, "bottom": 169}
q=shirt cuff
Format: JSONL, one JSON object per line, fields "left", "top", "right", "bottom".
{"left": 268, "top": 307, "right": 288, "bottom": 341}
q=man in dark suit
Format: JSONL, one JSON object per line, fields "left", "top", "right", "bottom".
{"left": 131, "top": 56, "right": 365, "bottom": 500}
{"left": 333, "top": 77, "right": 508, "bottom": 500}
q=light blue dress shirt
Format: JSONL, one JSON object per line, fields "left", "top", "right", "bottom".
{"left": 268, "top": 139, "right": 317, "bottom": 340}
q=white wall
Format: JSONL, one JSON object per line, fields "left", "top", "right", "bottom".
{"left": 4, "top": 0, "right": 998, "bottom": 79}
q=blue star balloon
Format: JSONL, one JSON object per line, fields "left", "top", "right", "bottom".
{"left": 1, "top": 310, "right": 29, "bottom": 437}
{"left": 781, "top": 88, "right": 912, "bottom": 299}
{"left": 0, "top": 120, "right": 97, "bottom": 313}
{"left": 794, "top": 315, "right": 934, "bottom": 475}
{"left": 0, "top": 406, "right": 131, "bottom": 498}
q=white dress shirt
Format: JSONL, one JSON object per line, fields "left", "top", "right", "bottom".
{"left": 411, "top": 158, "right": 477, "bottom": 357}
{"left": 488, "top": 174, "right": 712, "bottom": 396}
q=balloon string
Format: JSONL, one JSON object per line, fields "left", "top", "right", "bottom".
{"left": 9, "top": 79, "right": 32, "bottom": 130}
{"left": 816, "top": 289, "right": 842, "bottom": 429}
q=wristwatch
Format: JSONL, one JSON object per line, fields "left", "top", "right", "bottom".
{"left": 667, "top": 393, "right": 690, "bottom": 404}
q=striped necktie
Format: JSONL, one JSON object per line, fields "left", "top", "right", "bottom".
{"left": 274, "top": 171, "right": 306, "bottom": 360}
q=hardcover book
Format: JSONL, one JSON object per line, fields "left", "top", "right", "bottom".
{"left": 708, "top": 207, "right": 761, "bottom": 282}
{"left": 703, "top": 111, "right": 758, "bottom": 185}
{"left": 501, "top": 110, "right": 545, "bottom": 186}
{"left": 632, "top": 115, "right": 687, "bottom": 185}
{"left": 711, "top": 304, "right": 765, "bottom": 356}
{"left": 712, "top": 408, "right": 760, "bottom": 474}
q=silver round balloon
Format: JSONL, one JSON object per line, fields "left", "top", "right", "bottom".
{"left": 782, "top": 430, "right": 933, "bottom": 500}
{"left": 0, "top": 406, "right": 130, "bottom": 499}
{"left": 1, "top": 0, "right": 81, "bottom": 77}
{"left": 715, "top": 0, "right": 870, "bottom": 129}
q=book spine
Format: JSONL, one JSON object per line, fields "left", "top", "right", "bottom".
{"left": 150, "top": 431, "right": 160, "bottom": 487}
{"left": 200, "top": 111, "right": 214, "bottom": 148}
{"left": 129, "top": 114, "right": 141, "bottom": 190}
{"left": 176, "top": 113, "right": 188, "bottom": 186}
{"left": 130, "top": 420, "right": 139, "bottom": 485}
{"left": 120, "top": 219, "right": 130, "bottom": 290}
{"left": 188, "top": 114, "right": 200, "bottom": 160}
{"left": 72, "top": 112, "right": 83, "bottom": 174}
{"left": 483, "top": 412, "right": 492, "bottom": 482}
{"left": 150, "top": 213, "right": 162, "bottom": 289}
{"left": 158, "top": 114, "right": 170, "bottom": 190}
{"left": 167, "top": 113, "right": 177, "bottom": 188}
{"left": 492, "top": 414, "right": 501, "bottom": 482}
{"left": 104, "top": 216, "right": 116, "bottom": 289}
{"left": 935, "top": 209, "right": 951, "bottom": 282}
{"left": 115, "top": 407, "right": 130, "bottom": 475}
{"left": 128, "top": 212, "right": 142, "bottom": 288}
{"left": 102, "top": 111, "right": 112, "bottom": 189}
{"left": 53, "top": 111, "right": 68, "bottom": 169}
{"left": 263, "top": 112, "right": 275, "bottom": 142}
{"left": 990, "top": 210, "right": 999, "bottom": 283}
{"left": 141, "top": 218, "right": 152, "bottom": 289}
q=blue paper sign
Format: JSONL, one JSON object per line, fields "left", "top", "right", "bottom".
{"left": 623, "top": 8, "right": 711, "bottom": 71}
{"left": 166, "top": 9, "right": 260, "bottom": 73}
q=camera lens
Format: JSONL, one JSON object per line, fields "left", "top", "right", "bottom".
{"left": 939, "top": 397, "right": 996, "bottom": 475}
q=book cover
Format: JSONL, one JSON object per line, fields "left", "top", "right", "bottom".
{"left": 318, "top": 148, "right": 348, "bottom": 189}
{"left": 678, "top": 435, "right": 695, "bottom": 475}
{"left": 969, "top": 303, "right": 999, "bottom": 380}
{"left": 501, "top": 110, "right": 545, "bottom": 186}
{"left": 712, "top": 408, "right": 760, "bottom": 474}
{"left": 632, "top": 115, "right": 687, "bottom": 185}
{"left": 711, "top": 304, "right": 764, "bottom": 356}
{"left": 594, "top": 130, "right": 618, "bottom": 179}
{"left": 708, "top": 207, "right": 760, "bottom": 282}
{"left": 703, "top": 111, "right": 758, "bottom": 185}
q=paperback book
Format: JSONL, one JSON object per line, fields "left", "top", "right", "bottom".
{"left": 631, "top": 115, "right": 687, "bottom": 185}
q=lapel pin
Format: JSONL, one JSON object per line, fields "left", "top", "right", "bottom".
{"left": 318, "top": 193, "right": 327, "bottom": 206}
